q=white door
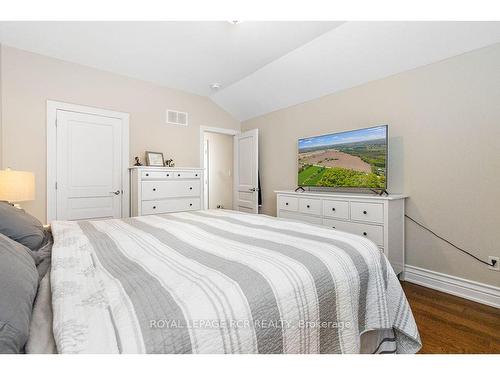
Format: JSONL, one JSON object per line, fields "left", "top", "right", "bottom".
{"left": 56, "top": 110, "right": 124, "bottom": 220}
{"left": 234, "top": 129, "right": 259, "bottom": 213}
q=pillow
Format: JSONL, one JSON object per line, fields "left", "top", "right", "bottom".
{"left": 0, "top": 233, "right": 39, "bottom": 354}
{"left": 0, "top": 202, "right": 44, "bottom": 251}
{"left": 30, "top": 230, "right": 53, "bottom": 282}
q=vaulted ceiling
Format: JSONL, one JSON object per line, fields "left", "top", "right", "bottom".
{"left": 1, "top": 21, "right": 499, "bottom": 121}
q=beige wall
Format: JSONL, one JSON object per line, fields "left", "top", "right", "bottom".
{"left": 243, "top": 43, "right": 500, "bottom": 287}
{"left": 0, "top": 45, "right": 240, "bottom": 222}
{"left": 0, "top": 45, "right": 3, "bottom": 168}
{"left": 204, "top": 131, "right": 234, "bottom": 209}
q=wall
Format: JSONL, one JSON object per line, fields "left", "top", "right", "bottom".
{"left": 0, "top": 45, "right": 240, "bottom": 222}
{"left": 0, "top": 45, "right": 2, "bottom": 167}
{"left": 204, "top": 131, "right": 234, "bottom": 209}
{"left": 242, "top": 43, "right": 500, "bottom": 287}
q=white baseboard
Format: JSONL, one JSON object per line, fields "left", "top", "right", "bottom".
{"left": 403, "top": 265, "right": 500, "bottom": 309}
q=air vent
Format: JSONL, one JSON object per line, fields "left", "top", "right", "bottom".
{"left": 166, "top": 109, "right": 188, "bottom": 126}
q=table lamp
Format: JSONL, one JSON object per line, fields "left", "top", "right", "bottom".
{"left": 0, "top": 168, "right": 35, "bottom": 209}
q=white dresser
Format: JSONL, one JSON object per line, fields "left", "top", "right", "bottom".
{"left": 275, "top": 190, "right": 407, "bottom": 275}
{"left": 130, "top": 167, "right": 203, "bottom": 217}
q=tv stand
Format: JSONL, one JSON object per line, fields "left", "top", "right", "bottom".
{"left": 274, "top": 190, "right": 408, "bottom": 275}
{"left": 294, "top": 186, "right": 305, "bottom": 192}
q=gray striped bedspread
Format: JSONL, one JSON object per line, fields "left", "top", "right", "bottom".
{"left": 50, "top": 210, "right": 421, "bottom": 354}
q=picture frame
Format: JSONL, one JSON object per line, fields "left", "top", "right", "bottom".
{"left": 145, "top": 151, "right": 165, "bottom": 167}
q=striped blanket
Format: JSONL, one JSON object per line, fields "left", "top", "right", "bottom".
{"left": 50, "top": 210, "right": 421, "bottom": 354}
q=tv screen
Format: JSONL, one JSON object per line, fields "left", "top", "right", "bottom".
{"left": 298, "top": 125, "right": 387, "bottom": 189}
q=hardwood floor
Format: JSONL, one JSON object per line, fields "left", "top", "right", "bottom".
{"left": 401, "top": 281, "right": 500, "bottom": 354}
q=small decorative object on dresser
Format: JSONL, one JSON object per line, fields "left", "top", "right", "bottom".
{"left": 133, "top": 156, "right": 142, "bottom": 166}
{"left": 164, "top": 158, "right": 175, "bottom": 167}
{"left": 145, "top": 151, "right": 165, "bottom": 167}
{"left": 275, "top": 190, "right": 407, "bottom": 275}
{"left": 130, "top": 167, "right": 203, "bottom": 216}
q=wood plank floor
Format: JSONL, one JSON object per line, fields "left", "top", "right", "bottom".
{"left": 401, "top": 281, "right": 500, "bottom": 353}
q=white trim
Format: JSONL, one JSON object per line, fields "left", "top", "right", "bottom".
{"left": 203, "top": 139, "right": 209, "bottom": 210}
{"left": 403, "top": 265, "right": 500, "bottom": 309}
{"left": 121, "top": 119, "right": 130, "bottom": 219}
{"left": 199, "top": 125, "right": 239, "bottom": 166}
{"left": 200, "top": 126, "right": 240, "bottom": 136}
{"left": 46, "top": 100, "right": 130, "bottom": 223}
{"left": 199, "top": 126, "right": 239, "bottom": 210}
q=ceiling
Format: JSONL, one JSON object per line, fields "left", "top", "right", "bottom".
{"left": 0, "top": 21, "right": 499, "bottom": 121}
{"left": 213, "top": 22, "right": 500, "bottom": 120}
{"left": 0, "top": 21, "right": 340, "bottom": 95}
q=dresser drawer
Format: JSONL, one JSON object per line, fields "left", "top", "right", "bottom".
{"left": 279, "top": 210, "right": 323, "bottom": 225}
{"left": 172, "top": 171, "right": 201, "bottom": 179}
{"left": 350, "top": 201, "right": 384, "bottom": 224}
{"left": 141, "top": 170, "right": 174, "bottom": 179}
{"left": 298, "top": 198, "right": 321, "bottom": 216}
{"left": 347, "top": 222, "right": 384, "bottom": 246}
{"left": 323, "top": 218, "right": 353, "bottom": 231}
{"left": 323, "top": 219, "right": 384, "bottom": 246}
{"left": 142, "top": 198, "right": 201, "bottom": 215}
{"left": 142, "top": 180, "right": 200, "bottom": 200}
{"left": 323, "top": 200, "right": 349, "bottom": 220}
{"left": 278, "top": 196, "right": 298, "bottom": 211}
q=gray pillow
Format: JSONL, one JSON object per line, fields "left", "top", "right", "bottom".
{"left": 30, "top": 230, "right": 53, "bottom": 282}
{"left": 0, "top": 202, "right": 44, "bottom": 251}
{"left": 0, "top": 233, "right": 39, "bottom": 354}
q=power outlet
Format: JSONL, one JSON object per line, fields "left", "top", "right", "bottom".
{"left": 488, "top": 256, "right": 500, "bottom": 271}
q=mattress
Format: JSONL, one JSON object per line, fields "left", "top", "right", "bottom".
{"left": 50, "top": 209, "right": 421, "bottom": 354}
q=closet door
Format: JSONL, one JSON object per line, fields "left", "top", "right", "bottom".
{"left": 56, "top": 110, "right": 124, "bottom": 220}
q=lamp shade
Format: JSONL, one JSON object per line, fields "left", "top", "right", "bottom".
{"left": 0, "top": 169, "right": 35, "bottom": 203}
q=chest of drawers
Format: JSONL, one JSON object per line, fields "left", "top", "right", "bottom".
{"left": 130, "top": 167, "right": 203, "bottom": 217}
{"left": 275, "top": 190, "right": 407, "bottom": 275}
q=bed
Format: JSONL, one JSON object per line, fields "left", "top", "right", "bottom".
{"left": 46, "top": 209, "right": 421, "bottom": 354}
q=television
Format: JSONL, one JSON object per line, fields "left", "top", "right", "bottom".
{"left": 298, "top": 125, "right": 387, "bottom": 189}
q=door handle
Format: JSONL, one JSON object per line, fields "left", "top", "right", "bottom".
{"left": 110, "top": 190, "right": 121, "bottom": 195}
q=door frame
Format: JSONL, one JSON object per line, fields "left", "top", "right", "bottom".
{"left": 199, "top": 126, "right": 239, "bottom": 209}
{"left": 46, "top": 100, "right": 130, "bottom": 223}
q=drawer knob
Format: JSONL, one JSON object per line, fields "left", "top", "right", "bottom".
{"left": 167, "top": 174, "right": 170, "bottom": 177}
{"left": 189, "top": 187, "right": 193, "bottom": 190}
{"left": 332, "top": 207, "right": 336, "bottom": 211}
{"left": 285, "top": 202, "right": 289, "bottom": 206}
{"left": 189, "top": 203, "right": 193, "bottom": 207}
{"left": 363, "top": 210, "right": 367, "bottom": 214}
{"left": 332, "top": 226, "right": 336, "bottom": 229}
{"left": 363, "top": 232, "right": 367, "bottom": 236}
{"left": 306, "top": 205, "right": 310, "bottom": 208}
{"left": 153, "top": 188, "right": 156, "bottom": 191}
{"left": 146, "top": 173, "right": 149, "bottom": 176}
{"left": 178, "top": 174, "right": 181, "bottom": 176}
{"left": 195, "top": 174, "right": 198, "bottom": 177}
{"left": 153, "top": 206, "right": 156, "bottom": 209}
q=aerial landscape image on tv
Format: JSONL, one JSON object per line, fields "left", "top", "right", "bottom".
{"left": 298, "top": 125, "right": 387, "bottom": 188}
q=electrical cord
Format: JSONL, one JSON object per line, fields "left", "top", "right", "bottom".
{"left": 405, "top": 214, "right": 497, "bottom": 267}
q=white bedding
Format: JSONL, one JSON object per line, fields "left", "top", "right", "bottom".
{"left": 26, "top": 270, "right": 57, "bottom": 354}
{"left": 50, "top": 210, "right": 421, "bottom": 354}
